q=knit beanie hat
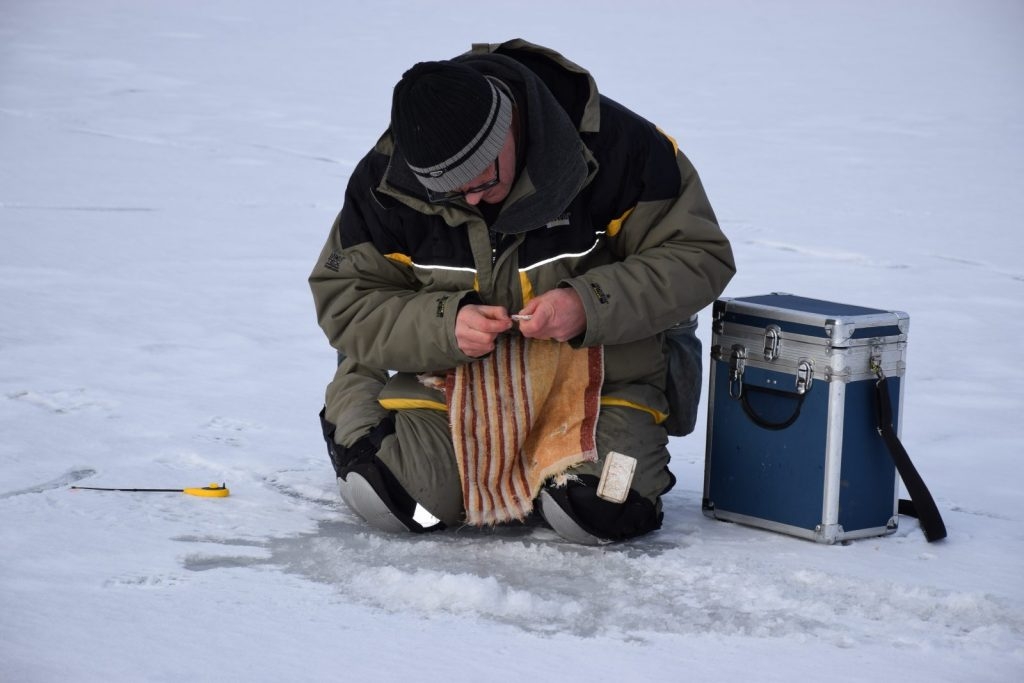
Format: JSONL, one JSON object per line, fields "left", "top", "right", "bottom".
{"left": 391, "top": 61, "right": 513, "bottom": 193}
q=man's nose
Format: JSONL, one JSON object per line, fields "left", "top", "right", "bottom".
{"left": 464, "top": 191, "right": 484, "bottom": 206}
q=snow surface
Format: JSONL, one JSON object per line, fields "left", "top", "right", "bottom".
{"left": 2, "top": 1, "right": 1023, "bottom": 681}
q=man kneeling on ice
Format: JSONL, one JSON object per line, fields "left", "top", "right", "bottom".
{"left": 309, "top": 39, "right": 734, "bottom": 544}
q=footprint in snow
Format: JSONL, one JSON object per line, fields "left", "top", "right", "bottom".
{"left": 6, "top": 388, "right": 117, "bottom": 415}
{"left": 193, "top": 415, "right": 264, "bottom": 447}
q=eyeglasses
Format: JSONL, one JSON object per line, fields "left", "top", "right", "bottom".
{"left": 427, "top": 156, "right": 500, "bottom": 203}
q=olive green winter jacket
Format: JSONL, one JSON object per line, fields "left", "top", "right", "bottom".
{"left": 310, "top": 39, "right": 735, "bottom": 426}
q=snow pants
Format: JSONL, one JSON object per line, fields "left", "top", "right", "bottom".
{"left": 321, "top": 355, "right": 675, "bottom": 538}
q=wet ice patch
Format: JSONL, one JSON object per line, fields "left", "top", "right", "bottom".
{"left": 176, "top": 520, "right": 1024, "bottom": 654}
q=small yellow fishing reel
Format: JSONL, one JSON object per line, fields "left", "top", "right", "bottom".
{"left": 182, "top": 483, "right": 230, "bottom": 498}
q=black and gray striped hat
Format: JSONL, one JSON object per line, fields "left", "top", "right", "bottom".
{"left": 391, "top": 61, "right": 512, "bottom": 193}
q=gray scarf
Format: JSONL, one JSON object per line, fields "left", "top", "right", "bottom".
{"left": 449, "top": 53, "right": 593, "bottom": 235}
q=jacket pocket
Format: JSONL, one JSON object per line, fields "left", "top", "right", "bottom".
{"left": 662, "top": 315, "right": 702, "bottom": 437}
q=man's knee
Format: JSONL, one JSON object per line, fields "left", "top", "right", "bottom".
{"left": 319, "top": 407, "right": 461, "bottom": 531}
{"left": 319, "top": 408, "right": 442, "bottom": 533}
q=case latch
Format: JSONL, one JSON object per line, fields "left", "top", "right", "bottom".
{"left": 763, "top": 324, "right": 781, "bottom": 361}
{"left": 728, "top": 344, "right": 746, "bottom": 399}
{"left": 795, "top": 360, "right": 813, "bottom": 395}
{"left": 869, "top": 345, "right": 885, "bottom": 380}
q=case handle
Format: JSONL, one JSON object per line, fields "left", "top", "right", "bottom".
{"left": 739, "top": 384, "right": 807, "bottom": 431}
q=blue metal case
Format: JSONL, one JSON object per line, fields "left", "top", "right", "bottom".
{"left": 702, "top": 293, "right": 909, "bottom": 543}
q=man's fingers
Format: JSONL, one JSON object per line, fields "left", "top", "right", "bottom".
{"left": 463, "top": 305, "right": 512, "bottom": 333}
{"left": 456, "top": 304, "right": 512, "bottom": 356}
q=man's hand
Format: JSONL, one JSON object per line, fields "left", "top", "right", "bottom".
{"left": 516, "top": 287, "right": 587, "bottom": 342}
{"left": 455, "top": 304, "right": 513, "bottom": 357}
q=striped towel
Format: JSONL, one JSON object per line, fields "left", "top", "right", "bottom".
{"left": 446, "top": 335, "right": 604, "bottom": 525}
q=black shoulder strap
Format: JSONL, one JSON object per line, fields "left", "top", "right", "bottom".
{"left": 875, "top": 376, "right": 947, "bottom": 542}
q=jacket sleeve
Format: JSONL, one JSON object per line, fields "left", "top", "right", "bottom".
{"left": 564, "top": 111, "right": 736, "bottom": 347}
{"left": 309, "top": 164, "right": 479, "bottom": 373}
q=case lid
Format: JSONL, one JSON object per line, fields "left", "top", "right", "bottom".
{"left": 714, "top": 293, "right": 909, "bottom": 347}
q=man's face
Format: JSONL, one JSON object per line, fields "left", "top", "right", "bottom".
{"left": 461, "top": 126, "right": 516, "bottom": 206}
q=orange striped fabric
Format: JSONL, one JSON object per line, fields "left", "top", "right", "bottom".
{"left": 447, "top": 335, "right": 603, "bottom": 525}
